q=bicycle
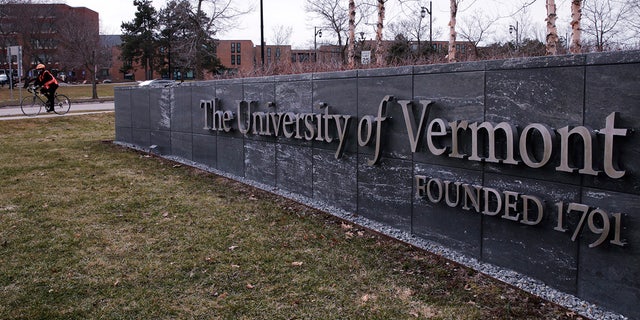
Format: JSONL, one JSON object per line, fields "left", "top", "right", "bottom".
{"left": 20, "top": 86, "right": 71, "bottom": 116}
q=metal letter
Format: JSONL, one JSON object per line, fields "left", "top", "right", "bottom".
{"left": 600, "top": 112, "right": 629, "bottom": 179}
{"left": 469, "top": 122, "right": 519, "bottom": 164}
{"left": 398, "top": 99, "right": 433, "bottom": 153}
{"left": 520, "top": 194, "right": 544, "bottom": 225}
{"left": 427, "top": 118, "right": 448, "bottom": 156}
{"left": 282, "top": 112, "right": 297, "bottom": 138}
{"left": 426, "top": 178, "right": 444, "bottom": 203}
{"left": 448, "top": 120, "right": 468, "bottom": 159}
{"left": 333, "top": 115, "right": 352, "bottom": 159}
{"left": 502, "top": 191, "right": 520, "bottom": 221}
{"left": 482, "top": 187, "right": 502, "bottom": 216}
{"left": 415, "top": 175, "right": 428, "bottom": 198}
{"left": 520, "top": 123, "right": 554, "bottom": 169}
{"left": 556, "top": 125, "right": 599, "bottom": 176}
{"left": 236, "top": 100, "right": 252, "bottom": 135}
{"left": 368, "top": 95, "right": 394, "bottom": 165}
{"left": 461, "top": 184, "right": 482, "bottom": 213}
{"left": 444, "top": 180, "right": 462, "bottom": 207}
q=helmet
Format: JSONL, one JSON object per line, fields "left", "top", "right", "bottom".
{"left": 35, "top": 64, "right": 45, "bottom": 70}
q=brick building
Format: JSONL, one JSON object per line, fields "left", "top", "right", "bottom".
{"left": 0, "top": 3, "right": 98, "bottom": 81}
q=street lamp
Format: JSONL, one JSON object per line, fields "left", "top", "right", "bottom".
{"left": 509, "top": 22, "right": 519, "bottom": 50}
{"left": 420, "top": 2, "right": 433, "bottom": 50}
{"left": 314, "top": 27, "right": 322, "bottom": 62}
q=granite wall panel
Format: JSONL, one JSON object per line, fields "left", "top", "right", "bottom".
{"left": 150, "top": 130, "right": 171, "bottom": 155}
{"left": 191, "top": 84, "right": 216, "bottom": 135}
{"left": 358, "top": 157, "right": 413, "bottom": 232}
{"left": 312, "top": 77, "right": 358, "bottom": 154}
{"left": 171, "top": 86, "right": 192, "bottom": 133}
{"left": 114, "top": 88, "right": 132, "bottom": 128}
{"left": 485, "top": 66, "right": 585, "bottom": 185}
{"left": 148, "top": 88, "right": 170, "bottom": 132}
{"left": 412, "top": 71, "right": 485, "bottom": 170}
{"left": 131, "top": 128, "right": 150, "bottom": 149}
{"left": 131, "top": 89, "right": 150, "bottom": 130}
{"left": 579, "top": 189, "right": 640, "bottom": 320}
{"left": 481, "top": 173, "right": 581, "bottom": 293}
{"left": 192, "top": 134, "right": 217, "bottom": 169}
{"left": 245, "top": 139, "right": 276, "bottom": 186}
{"left": 412, "top": 163, "right": 483, "bottom": 257}
{"left": 217, "top": 135, "right": 244, "bottom": 177}
{"left": 313, "top": 149, "right": 358, "bottom": 213}
{"left": 276, "top": 143, "right": 313, "bottom": 198}
{"left": 170, "top": 131, "right": 192, "bottom": 161}
{"left": 357, "top": 72, "right": 413, "bottom": 161}
{"left": 584, "top": 63, "right": 640, "bottom": 195}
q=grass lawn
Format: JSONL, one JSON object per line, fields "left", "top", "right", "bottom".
{"left": 0, "top": 113, "right": 582, "bottom": 319}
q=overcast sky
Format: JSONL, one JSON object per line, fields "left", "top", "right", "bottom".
{"left": 62, "top": 0, "right": 561, "bottom": 49}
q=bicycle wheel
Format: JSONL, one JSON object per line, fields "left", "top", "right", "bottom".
{"left": 53, "top": 94, "right": 71, "bottom": 115}
{"left": 20, "top": 96, "right": 42, "bottom": 116}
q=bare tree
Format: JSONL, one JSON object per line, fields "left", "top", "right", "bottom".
{"left": 448, "top": 0, "right": 459, "bottom": 62}
{"left": 305, "top": 0, "right": 349, "bottom": 60}
{"left": 545, "top": 0, "right": 559, "bottom": 55}
{"left": 57, "top": 10, "right": 106, "bottom": 98}
{"left": 457, "top": 10, "right": 494, "bottom": 58}
{"left": 374, "top": 0, "right": 388, "bottom": 65}
{"left": 582, "top": 0, "right": 630, "bottom": 52}
{"left": 570, "top": 0, "right": 582, "bottom": 53}
{"left": 630, "top": 0, "right": 640, "bottom": 39}
{"left": 271, "top": 25, "right": 293, "bottom": 46}
{"left": 0, "top": 2, "right": 58, "bottom": 71}
{"left": 348, "top": 0, "right": 356, "bottom": 68}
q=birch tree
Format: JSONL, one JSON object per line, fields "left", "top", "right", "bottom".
{"left": 570, "top": 0, "right": 582, "bottom": 53}
{"left": 545, "top": 0, "right": 559, "bottom": 55}
{"left": 448, "top": 0, "right": 459, "bottom": 62}
{"left": 374, "top": 0, "right": 388, "bottom": 65}
{"left": 348, "top": 0, "right": 356, "bottom": 68}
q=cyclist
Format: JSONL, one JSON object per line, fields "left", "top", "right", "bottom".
{"left": 25, "top": 64, "right": 59, "bottom": 112}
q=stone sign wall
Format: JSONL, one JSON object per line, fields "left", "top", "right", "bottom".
{"left": 114, "top": 50, "right": 640, "bottom": 319}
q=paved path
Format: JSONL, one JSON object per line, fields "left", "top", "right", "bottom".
{"left": 0, "top": 101, "right": 114, "bottom": 120}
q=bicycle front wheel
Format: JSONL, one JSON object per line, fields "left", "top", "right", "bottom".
{"left": 53, "top": 94, "right": 71, "bottom": 115}
{"left": 20, "top": 96, "right": 42, "bottom": 116}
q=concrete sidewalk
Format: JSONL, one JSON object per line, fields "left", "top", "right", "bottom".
{"left": 0, "top": 101, "right": 114, "bottom": 120}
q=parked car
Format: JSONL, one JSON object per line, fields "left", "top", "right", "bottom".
{"left": 138, "top": 79, "right": 176, "bottom": 87}
{"left": 0, "top": 74, "right": 7, "bottom": 87}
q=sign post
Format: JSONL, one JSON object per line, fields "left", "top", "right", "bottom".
{"left": 7, "top": 46, "right": 23, "bottom": 101}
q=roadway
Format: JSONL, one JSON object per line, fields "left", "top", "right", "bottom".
{"left": 0, "top": 101, "right": 114, "bottom": 120}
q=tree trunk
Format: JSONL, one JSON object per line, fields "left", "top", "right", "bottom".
{"left": 348, "top": 0, "right": 356, "bottom": 68}
{"left": 92, "top": 78, "right": 98, "bottom": 99}
{"left": 570, "top": 0, "right": 582, "bottom": 54}
{"left": 374, "top": 0, "right": 386, "bottom": 65}
{"left": 545, "top": 0, "right": 559, "bottom": 55}
{"left": 448, "top": 0, "right": 458, "bottom": 63}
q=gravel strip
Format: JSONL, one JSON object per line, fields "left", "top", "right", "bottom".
{"left": 117, "top": 142, "right": 628, "bottom": 320}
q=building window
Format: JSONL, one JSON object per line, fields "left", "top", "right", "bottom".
{"left": 231, "top": 54, "right": 235, "bottom": 65}
{"left": 236, "top": 55, "right": 241, "bottom": 65}
{"left": 231, "top": 43, "right": 235, "bottom": 53}
{"left": 236, "top": 42, "right": 241, "bottom": 53}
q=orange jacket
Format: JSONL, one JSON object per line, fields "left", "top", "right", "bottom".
{"left": 36, "top": 70, "right": 58, "bottom": 89}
